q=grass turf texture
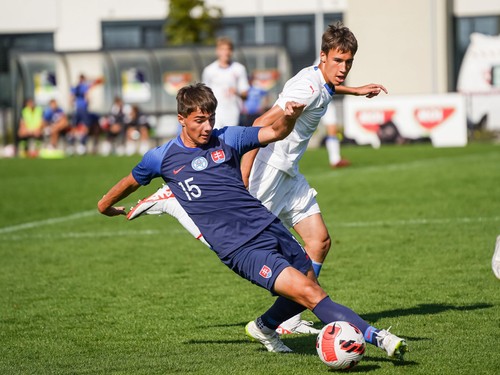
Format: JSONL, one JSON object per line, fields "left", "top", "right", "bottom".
{"left": 0, "top": 142, "right": 499, "bottom": 374}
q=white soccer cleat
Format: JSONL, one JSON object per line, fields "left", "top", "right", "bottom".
{"left": 127, "top": 184, "right": 174, "bottom": 220}
{"left": 492, "top": 235, "right": 500, "bottom": 279}
{"left": 245, "top": 320, "right": 293, "bottom": 353}
{"left": 275, "top": 313, "right": 321, "bottom": 335}
{"left": 276, "top": 318, "right": 321, "bottom": 335}
{"left": 376, "top": 328, "right": 408, "bottom": 360}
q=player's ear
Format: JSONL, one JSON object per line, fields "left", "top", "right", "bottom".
{"left": 178, "top": 114, "right": 185, "bottom": 127}
{"left": 320, "top": 51, "right": 327, "bottom": 64}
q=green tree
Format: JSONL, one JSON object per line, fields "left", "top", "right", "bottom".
{"left": 165, "top": 0, "right": 223, "bottom": 46}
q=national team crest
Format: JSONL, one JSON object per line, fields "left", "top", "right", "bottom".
{"left": 211, "top": 149, "right": 226, "bottom": 164}
{"left": 259, "top": 265, "right": 272, "bottom": 279}
{"left": 191, "top": 156, "right": 208, "bottom": 171}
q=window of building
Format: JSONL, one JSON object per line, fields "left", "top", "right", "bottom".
{"left": 0, "top": 33, "right": 53, "bottom": 106}
{"left": 454, "top": 15, "right": 500, "bottom": 88}
{"left": 102, "top": 21, "right": 164, "bottom": 49}
{"left": 219, "top": 13, "right": 342, "bottom": 74}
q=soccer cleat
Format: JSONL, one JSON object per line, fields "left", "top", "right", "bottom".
{"left": 245, "top": 320, "right": 293, "bottom": 353}
{"left": 127, "top": 184, "right": 173, "bottom": 220}
{"left": 331, "top": 159, "right": 351, "bottom": 168}
{"left": 492, "top": 235, "right": 500, "bottom": 279}
{"left": 276, "top": 318, "right": 321, "bottom": 335}
{"left": 376, "top": 328, "right": 408, "bottom": 360}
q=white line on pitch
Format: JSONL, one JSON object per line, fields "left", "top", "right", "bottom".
{"left": 1, "top": 229, "right": 186, "bottom": 241}
{"left": 330, "top": 216, "right": 500, "bottom": 228}
{"left": 1, "top": 215, "right": 498, "bottom": 241}
{"left": 0, "top": 210, "right": 97, "bottom": 234}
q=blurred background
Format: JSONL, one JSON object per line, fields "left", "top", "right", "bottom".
{"left": 0, "top": 0, "right": 499, "bottom": 155}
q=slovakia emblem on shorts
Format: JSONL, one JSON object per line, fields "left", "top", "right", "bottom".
{"left": 211, "top": 149, "right": 226, "bottom": 163}
{"left": 191, "top": 156, "right": 208, "bottom": 171}
{"left": 259, "top": 265, "right": 272, "bottom": 279}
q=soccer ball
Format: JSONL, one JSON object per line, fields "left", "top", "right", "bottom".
{"left": 316, "top": 321, "right": 366, "bottom": 370}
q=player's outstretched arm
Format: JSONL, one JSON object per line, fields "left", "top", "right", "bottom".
{"left": 336, "top": 83, "right": 388, "bottom": 98}
{"left": 98, "top": 173, "right": 141, "bottom": 217}
{"left": 257, "top": 101, "right": 305, "bottom": 145}
{"left": 240, "top": 104, "right": 285, "bottom": 187}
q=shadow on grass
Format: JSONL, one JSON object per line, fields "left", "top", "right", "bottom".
{"left": 198, "top": 303, "right": 494, "bottom": 329}
{"left": 333, "top": 355, "right": 419, "bottom": 372}
{"left": 361, "top": 302, "right": 493, "bottom": 323}
{"left": 184, "top": 335, "right": 418, "bottom": 372}
{"left": 198, "top": 321, "right": 249, "bottom": 329}
{"left": 185, "top": 338, "right": 254, "bottom": 345}
{"left": 198, "top": 302, "right": 493, "bottom": 331}
{"left": 187, "top": 302, "right": 488, "bottom": 370}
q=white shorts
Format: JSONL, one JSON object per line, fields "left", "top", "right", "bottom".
{"left": 249, "top": 158, "right": 320, "bottom": 228}
{"left": 320, "top": 102, "right": 337, "bottom": 126}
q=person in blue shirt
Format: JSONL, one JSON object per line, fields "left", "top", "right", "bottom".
{"left": 97, "top": 83, "right": 408, "bottom": 359}
{"left": 71, "top": 74, "right": 92, "bottom": 127}
{"left": 70, "top": 74, "right": 103, "bottom": 154}
{"left": 42, "top": 99, "right": 69, "bottom": 149}
{"left": 239, "top": 73, "right": 269, "bottom": 126}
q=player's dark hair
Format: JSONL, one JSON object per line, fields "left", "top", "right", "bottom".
{"left": 177, "top": 83, "right": 218, "bottom": 117}
{"left": 321, "top": 22, "right": 358, "bottom": 55}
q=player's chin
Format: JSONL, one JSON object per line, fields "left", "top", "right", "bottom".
{"left": 335, "top": 77, "right": 345, "bottom": 85}
{"left": 198, "top": 135, "right": 210, "bottom": 144}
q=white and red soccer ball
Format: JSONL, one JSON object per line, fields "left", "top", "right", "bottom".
{"left": 316, "top": 321, "right": 366, "bottom": 370}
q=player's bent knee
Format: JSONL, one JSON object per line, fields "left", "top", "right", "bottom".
{"left": 299, "top": 283, "right": 327, "bottom": 310}
{"left": 305, "top": 235, "right": 331, "bottom": 260}
{"left": 288, "top": 277, "right": 327, "bottom": 309}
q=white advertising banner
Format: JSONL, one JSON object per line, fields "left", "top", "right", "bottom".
{"left": 344, "top": 93, "right": 468, "bottom": 148}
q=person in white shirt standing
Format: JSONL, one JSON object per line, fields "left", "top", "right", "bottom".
{"left": 202, "top": 36, "right": 250, "bottom": 129}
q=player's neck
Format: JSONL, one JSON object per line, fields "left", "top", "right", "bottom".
{"left": 218, "top": 59, "right": 232, "bottom": 68}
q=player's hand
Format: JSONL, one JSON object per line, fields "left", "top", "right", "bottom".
{"left": 242, "top": 174, "right": 250, "bottom": 189}
{"left": 99, "top": 206, "right": 127, "bottom": 217}
{"left": 355, "top": 84, "right": 388, "bottom": 98}
{"left": 284, "top": 101, "right": 306, "bottom": 120}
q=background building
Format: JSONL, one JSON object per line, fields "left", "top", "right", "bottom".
{"left": 0, "top": 0, "right": 499, "bottom": 143}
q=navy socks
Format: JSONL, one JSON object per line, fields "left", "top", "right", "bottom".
{"left": 260, "top": 296, "right": 306, "bottom": 330}
{"left": 312, "top": 296, "right": 380, "bottom": 345}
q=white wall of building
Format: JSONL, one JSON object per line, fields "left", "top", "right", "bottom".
{"left": 0, "top": 0, "right": 59, "bottom": 33}
{"left": 454, "top": 0, "right": 500, "bottom": 16}
{"left": 344, "top": 0, "right": 450, "bottom": 95}
{"left": 1, "top": 0, "right": 498, "bottom": 95}
{"left": 205, "top": 0, "right": 347, "bottom": 17}
{"left": 0, "top": 0, "right": 166, "bottom": 51}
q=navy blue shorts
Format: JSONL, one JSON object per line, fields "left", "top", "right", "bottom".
{"left": 219, "top": 218, "right": 312, "bottom": 293}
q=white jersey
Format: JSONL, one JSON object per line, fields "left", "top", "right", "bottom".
{"left": 202, "top": 60, "right": 250, "bottom": 129}
{"left": 320, "top": 101, "right": 338, "bottom": 126}
{"left": 255, "top": 65, "right": 334, "bottom": 176}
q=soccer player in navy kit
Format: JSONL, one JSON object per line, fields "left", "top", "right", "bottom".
{"left": 127, "top": 23, "right": 388, "bottom": 335}
{"left": 98, "top": 83, "right": 408, "bottom": 359}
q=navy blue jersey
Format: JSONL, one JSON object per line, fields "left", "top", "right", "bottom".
{"left": 132, "top": 126, "right": 277, "bottom": 256}
{"left": 43, "top": 107, "right": 64, "bottom": 123}
{"left": 71, "top": 83, "right": 90, "bottom": 110}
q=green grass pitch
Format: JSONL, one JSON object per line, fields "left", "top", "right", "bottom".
{"left": 1, "top": 142, "right": 499, "bottom": 374}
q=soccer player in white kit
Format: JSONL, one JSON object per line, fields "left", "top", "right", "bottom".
{"left": 202, "top": 36, "right": 250, "bottom": 129}
{"left": 127, "top": 23, "right": 387, "bottom": 334}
